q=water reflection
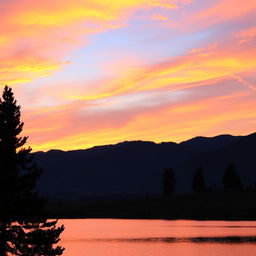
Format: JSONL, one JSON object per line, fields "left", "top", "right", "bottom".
{"left": 59, "top": 219, "right": 256, "bottom": 256}
{"left": 71, "top": 236, "right": 256, "bottom": 243}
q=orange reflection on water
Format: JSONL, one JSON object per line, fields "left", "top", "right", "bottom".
{"left": 59, "top": 219, "right": 256, "bottom": 256}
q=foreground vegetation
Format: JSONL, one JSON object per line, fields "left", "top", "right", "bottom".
{"left": 0, "top": 86, "right": 64, "bottom": 255}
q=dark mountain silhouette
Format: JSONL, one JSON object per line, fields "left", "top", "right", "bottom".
{"left": 180, "top": 134, "right": 242, "bottom": 152}
{"left": 34, "top": 132, "right": 256, "bottom": 199}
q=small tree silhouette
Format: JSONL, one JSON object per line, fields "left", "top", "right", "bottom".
{"left": 222, "top": 164, "right": 242, "bottom": 191}
{"left": 192, "top": 167, "right": 206, "bottom": 193}
{"left": 162, "top": 168, "right": 175, "bottom": 196}
{"left": 0, "top": 86, "right": 64, "bottom": 255}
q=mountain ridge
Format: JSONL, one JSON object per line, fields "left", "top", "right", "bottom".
{"left": 34, "top": 132, "right": 256, "bottom": 199}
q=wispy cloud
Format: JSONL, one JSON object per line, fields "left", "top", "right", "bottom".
{"left": 1, "top": 0, "right": 255, "bottom": 151}
{"left": 1, "top": 0, "right": 182, "bottom": 85}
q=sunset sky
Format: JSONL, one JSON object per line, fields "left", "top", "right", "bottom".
{"left": 1, "top": 0, "right": 256, "bottom": 151}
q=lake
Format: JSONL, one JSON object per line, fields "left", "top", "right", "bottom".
{"left": 59, "top": 219, "right": 256, "bottom": 256}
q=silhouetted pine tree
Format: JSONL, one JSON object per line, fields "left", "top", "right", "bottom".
{"left": 192, "top": 167, "right": 206, "bottom": 193}
{"left": 222, "top": 164, "right": 242, "bottom": 191}
{"left": 162, "top": 168, "right": 175, "bottom": 196}
{"left": 0, "top": 86, "right": 64, "bottom": 255}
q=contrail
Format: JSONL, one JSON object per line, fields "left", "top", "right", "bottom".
{"left": 232, "top": 75, "right": 256, "bottom": 91}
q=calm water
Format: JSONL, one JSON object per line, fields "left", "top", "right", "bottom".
{"left": 59, "top": 219, "right": 256, "bottom": 256}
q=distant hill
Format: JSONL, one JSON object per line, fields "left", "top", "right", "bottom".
{"left": 34, "top": 132, "right": 256, "bottom": 199}
{"left": 179, "top": 134, "right": 242, "bottom": 152}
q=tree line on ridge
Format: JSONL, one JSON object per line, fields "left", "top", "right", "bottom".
{"left": 163, "top": 164, "right": 244, "bottom": 197}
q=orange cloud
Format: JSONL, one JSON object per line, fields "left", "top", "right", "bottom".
{"left": 24, "top": 90, "right": 256, "bottom": 152}
{"left": 0, "top": 57, "right": 66, "bottom": 85}
{"left": 149, "top": 2, "right": 177, "bottom": 9}
{"left": 151, "top": 14, "right": 170, "bottom": 21}
{"left": 65, "top": 40, "right": 256, "bottom": 102}
{"left": 236, "top": 27, "right": 256, "bottom": 44}
{"left": 3, "top": 0, "right": 256, "bottom": 152}
{"left": 1, "top": 0, "right": 182, "bottom": 85}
